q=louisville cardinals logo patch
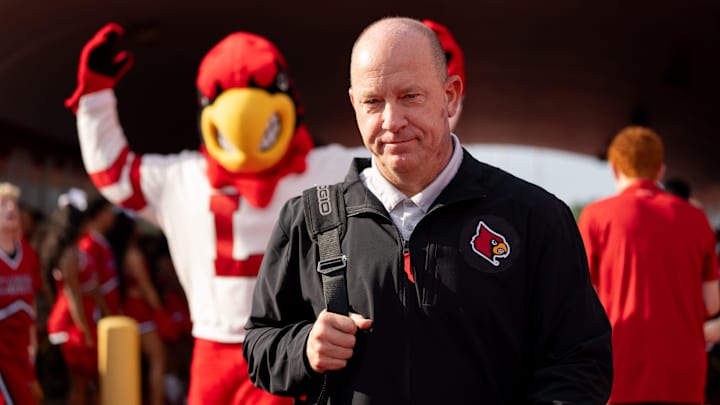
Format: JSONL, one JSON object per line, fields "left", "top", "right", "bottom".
{"left": 471, "top": 221, "right": 510, "bottom": 266}
{"left": 460, "top": 215, "right": 519, "bottom": 273}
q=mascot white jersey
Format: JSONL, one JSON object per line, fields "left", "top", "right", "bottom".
{"left": 77, "top": 90, "right": 353, "bottom": 342}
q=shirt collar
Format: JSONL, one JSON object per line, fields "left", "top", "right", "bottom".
{"left": 621, "top": 178, "right": 662, "bottom": 195}
{"left": 361, "top": 134, "right": 464, "bottom": 213}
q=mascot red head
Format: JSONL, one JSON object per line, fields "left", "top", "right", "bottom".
{"left": 423, "top": 19, "right": 466, "bottom": 130}
{"left": 194, "top": 32, "right": 314, "bottom": 206}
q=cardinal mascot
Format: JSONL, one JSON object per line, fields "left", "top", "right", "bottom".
{"left": 65, "top": 23, "right": 355, "bottom": 404}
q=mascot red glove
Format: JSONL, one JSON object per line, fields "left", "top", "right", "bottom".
{"left": 65, "top": 22, "right": 134, "bottom": 113}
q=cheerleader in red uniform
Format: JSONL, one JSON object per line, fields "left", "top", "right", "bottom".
{"left": 42, "top": 189, "right": 103, "bottom": 405}
{"left": 78, "top": 195, "right": 120, "bottom": 317}
{"left": 0, "top": 183, "right": 43, "bottom": 405}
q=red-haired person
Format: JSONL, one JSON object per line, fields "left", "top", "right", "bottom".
{"left": 579, "top": 125, "right": 720, "bottom": 404}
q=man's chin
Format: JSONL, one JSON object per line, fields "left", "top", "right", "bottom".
{"left": 385, "top": 156, "right": 420, "bottom": 174}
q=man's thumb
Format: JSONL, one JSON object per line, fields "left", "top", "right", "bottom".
{"left": 349, "top": 312, "right": 373, "bottom": 330}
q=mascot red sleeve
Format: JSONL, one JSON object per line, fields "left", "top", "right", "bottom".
{"left": 423, "top": 19, "right": 466, "bottom": 130}
{"left": 66, "top": 22, "right": 355, "bottom": 405}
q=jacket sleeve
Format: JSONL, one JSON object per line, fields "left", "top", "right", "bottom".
{"left": 243, "top": 197, "right": 321, "bottom": 397}
{"left": 527, "top": 200, "right": 613, "bottom": 404}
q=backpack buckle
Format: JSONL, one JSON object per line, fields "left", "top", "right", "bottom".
{"left": 317, "top": 255, "right": 347, "bottom": 275}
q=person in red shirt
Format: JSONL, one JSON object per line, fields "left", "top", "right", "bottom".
{"left": 0, "top": 182, "right": 43, "bottom": 405}
{"left": 578, "top": 125, "right": 720, "bottom": 404}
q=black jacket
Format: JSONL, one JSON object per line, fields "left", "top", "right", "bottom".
{"left": 244, "top": 151, "right": 612, "bottom": 404}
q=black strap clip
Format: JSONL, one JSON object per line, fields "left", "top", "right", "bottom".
{"left": 316, "top": 255, "right": 347, "bottom": 275}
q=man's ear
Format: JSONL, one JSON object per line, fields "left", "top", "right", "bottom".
{"left": 655, "top": 164, "right": 667, "bottom": 182}
{"left": 610, "top": 162, "right": 620, "bottom": 181}
{"left": 609, "top": 162, "right": 626, "bottom": 192}
{"left": 445, "top": 75, "right": 463, "bottom": 118}
{"left": 348, "top": 88, "right": 355, "bottom": 105}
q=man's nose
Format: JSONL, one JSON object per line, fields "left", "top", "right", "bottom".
{"left": 381, "top": 102, "right": 407, "bottom": 132}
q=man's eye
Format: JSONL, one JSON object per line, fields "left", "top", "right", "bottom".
{"left": 363, "top": 99, "right": 378, "bottom": 105}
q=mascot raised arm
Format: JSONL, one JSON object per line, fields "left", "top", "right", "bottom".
{"left": 65, "top": 23, "right": 354, "bottom": 405}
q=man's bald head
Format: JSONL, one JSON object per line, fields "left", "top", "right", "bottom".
{"left": 350, "top": 17, "right": 448, "bottom": 87}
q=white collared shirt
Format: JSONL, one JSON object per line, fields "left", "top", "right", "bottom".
{"left": 360, "top": 134, "right": 463, "bottom": 241}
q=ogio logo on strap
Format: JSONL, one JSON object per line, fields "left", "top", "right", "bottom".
{"left": 316, "top": 185, "right": 332, "bottom": 216}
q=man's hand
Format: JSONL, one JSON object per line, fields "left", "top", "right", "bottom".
{"left": 306, "top": 310, "right": 372, "bottom": 373}
{"left": 65, "top": 22, "right": 134, "bottom": 113}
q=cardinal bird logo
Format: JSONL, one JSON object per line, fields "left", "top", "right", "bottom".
{"left": 470, "top": 221, "right": 511, "bottom": 267}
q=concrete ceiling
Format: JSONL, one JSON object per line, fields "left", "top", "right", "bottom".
{"left": 2, "top": 0, "right": 719, "bottom": 204}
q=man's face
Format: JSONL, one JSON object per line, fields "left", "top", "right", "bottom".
{"left": 349, "top": 32, "right": 461, "bottom": 190}
{"left": 0, "top": 195, "right": 20, "bottom": 234}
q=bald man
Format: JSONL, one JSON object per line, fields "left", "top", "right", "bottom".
{"left": 243, "top": 17, "right": 612, "bottom": 404}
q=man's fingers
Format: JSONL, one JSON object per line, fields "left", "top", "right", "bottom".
{"left": 322, "top": 310, "right": 373, "bottom": 334}
{"left": 307, "top": 310, "right": 374, "bottom": 373}
{"left": 316, "top": 310, "right": 352, "bottom": 333}
{"left": 311, "top": 338, "right": 355, "bottom": 361}
{"left": 313, "top": 312, "right": 358, "bottom": 348}
{"left": 307, "top": 330, "right": 354, "bottom": 372}
{"left": 349, "top": 312, "right": 373, "bottom": 330}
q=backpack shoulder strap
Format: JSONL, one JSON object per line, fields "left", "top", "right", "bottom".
{"left": 302, "top": 183, "right": 349, "bottom": 316}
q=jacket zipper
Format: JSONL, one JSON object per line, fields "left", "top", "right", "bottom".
{"left": 401, "top": 237, "right": 413, "bottom": 403}
{"left": 361, "top": 208, "right": 415, "bottom": 403}
{"left": 403, "top": 239, "right": 414, "bottom": 283}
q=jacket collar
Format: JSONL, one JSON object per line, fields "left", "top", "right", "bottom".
{"left": 343, "top": 148, "right": 489, "bottom": 214}
{"left": 433, "top": 149, "right": 489, "bottom": 208}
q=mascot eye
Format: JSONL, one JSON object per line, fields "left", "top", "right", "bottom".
{"left": 491, "top": 240, "right": 497, "bottom": 246}
{"left": 276, "top": 72, "right": 289, "bottom": 92}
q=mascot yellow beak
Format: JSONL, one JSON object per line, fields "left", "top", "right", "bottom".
{"left": 201, "top": 88, "right": 296, "bottom": 173}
